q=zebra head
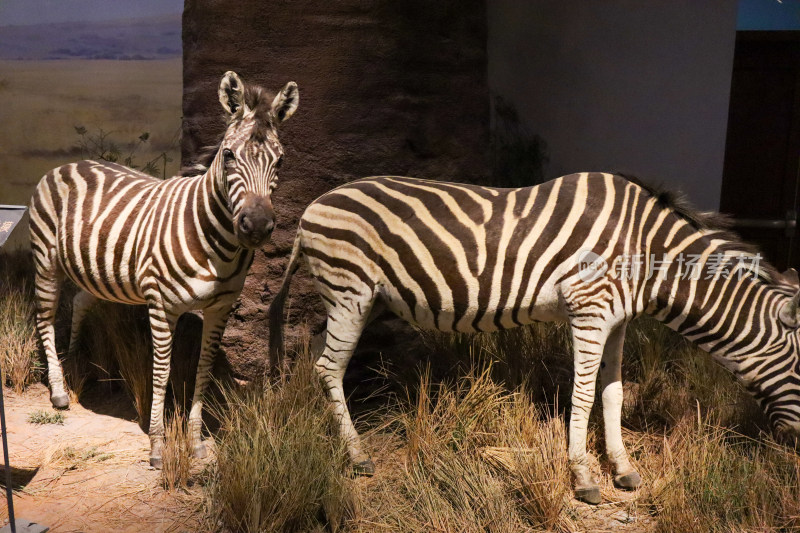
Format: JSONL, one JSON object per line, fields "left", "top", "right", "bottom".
{"left": 216, "top": 71, "right": 298, "bottom": 248}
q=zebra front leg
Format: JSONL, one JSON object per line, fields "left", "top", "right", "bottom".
{"left": 600, "top": 322, "right": 641, "bottom": 490}
{"left": 568, "top": 321, "right": 609, "bottom": 505}
{"left": 145, "top": 294, "right": 177, "bottom": 469}
{"left": 34, "top": 263, "right": 69, "bottom": 409}
{"left": 316, "top": 310, "right": 374, "bottom": 475}
{"left": 189, "top": 305, "right": 231, "bottom": 459}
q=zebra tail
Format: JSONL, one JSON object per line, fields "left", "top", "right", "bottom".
{"left": 268, "top": 234, "right": 302, "bottom": 373}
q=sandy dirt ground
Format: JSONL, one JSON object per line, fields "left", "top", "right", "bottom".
{"left": 0, "top": 384, "right": 206, "bottom": 533}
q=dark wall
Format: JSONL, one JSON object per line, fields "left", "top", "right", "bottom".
{"left": 488, "top": 0, "right": 738, "bottom": 210}
{"left": 182, "top": 0, "right": 490, "bottom": 377}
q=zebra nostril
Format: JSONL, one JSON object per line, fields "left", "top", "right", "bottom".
{"left": 240, "top": 214, "right": 253, "bottom": 234}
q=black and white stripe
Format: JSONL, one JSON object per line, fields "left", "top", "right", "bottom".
{"left": 30, "top": 71, "right": 298, "bottom": 467}
{"left": 270, "top": 172, "right": 800, "bottom": 503}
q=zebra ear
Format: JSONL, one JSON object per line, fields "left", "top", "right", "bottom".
{"left": 779, "top": 290, "right": 800, "bottom": 328}
{"left": 271, "top": 81, "right": 299, "bottom": 124}
{"left": 782, "top": 268, "right": 800, "bottom": 288}
{"left": 219, "top": 71, "right": 245, "bottom": 118}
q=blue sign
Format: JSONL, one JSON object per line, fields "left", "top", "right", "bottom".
{"left": 0, "top": 205, "right": 27, "bottom": 248}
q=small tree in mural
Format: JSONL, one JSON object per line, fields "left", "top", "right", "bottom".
{"left": 74, "top": 126, "right": 173, "bottom": 180}
{"left": 490, "top": 95, "right": 549, "bottom": 188}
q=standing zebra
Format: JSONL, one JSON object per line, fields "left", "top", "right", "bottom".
{"left": 270, "top": 173, "right": 800, "bottom": 504}
{"left": 30, "top": 71, "right": 298, "bottom": 467}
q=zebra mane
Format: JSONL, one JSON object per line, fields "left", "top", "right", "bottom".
{"left": 180, "top": 142, "right": 220, "bottom": 177}
{"left": 180, "top": 82, "right": 278, "bottom": 177}
{"left": 242, "top": 84, "right": 278, "bottom": 143}
{"left": 618, "top": 173, "right": 784, "bottom": 286}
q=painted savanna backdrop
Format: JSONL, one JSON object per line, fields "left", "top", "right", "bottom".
{"left": 2, "top": 1, "right": 800, "bottom": 532}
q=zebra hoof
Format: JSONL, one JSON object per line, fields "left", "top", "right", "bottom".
{"left": 353, "top": 459, "right": 375, "bottom": 477}
{"left": 614, "top": 471, "right": 642, "bottom": 491}
{"left": 193, "top": 443, "right": 207, "bottom": 460}
{"left": 150, "top": 456, "right": 163, "bottom": 469}
{"left": 574, "top": 485, "right": 601, "bottom": 505}
{"left": 50, "top": 393, "right": 70, "bottom": 409}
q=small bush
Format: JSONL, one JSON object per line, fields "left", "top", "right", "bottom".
{"left": 28, "top": 409, "right": 64, "bottom": 425}
{"left": 208, "top": 348, "right": 356, "bottom": 533}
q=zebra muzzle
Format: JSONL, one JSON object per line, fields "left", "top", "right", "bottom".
{"left": 236, "top": 194, "right": 275, "bottom": 248}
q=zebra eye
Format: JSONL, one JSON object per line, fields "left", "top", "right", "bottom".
{"left": 275, "top": 156, "right": 283, "bottom": 169}
{"left": 223, "top": 148, "right": 235, "bottom": 163}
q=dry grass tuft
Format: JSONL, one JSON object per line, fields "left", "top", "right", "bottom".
{"left": 639, "top": 415, "right": 800, "bottom": 532}
{"left": 0, "top": 253, "right": 40, "bottom": 393}
{"left": 495, "top": 396, "right": 572, "bottom": 531}
{"left": 208, "top": 344, "right": 357, "bottom": 533}
{"left": 41, "top": 444, "right": 115, "bottom": 471}
{"left": 355, "top": 366, "right": 574, "bottom": 532}
{"left": 161, "top": 405, "right": 193, "bottom": 491}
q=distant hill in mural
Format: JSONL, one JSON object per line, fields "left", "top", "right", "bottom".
{"left": 0, "top": 14, "right": 181, "bottom": 60}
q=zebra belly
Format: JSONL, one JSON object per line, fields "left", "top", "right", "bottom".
{"left": 378, "top": 281, "right": 567, "bottom": 333}
{"left": 52, "top": 242, "right": 143, "bottom": 304}
{"left": 61, "top": 267, "right": 146, "bottom": 305}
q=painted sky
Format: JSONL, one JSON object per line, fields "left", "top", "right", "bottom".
{"left": 0, "top": 0, "right": 182, "bottom": 26}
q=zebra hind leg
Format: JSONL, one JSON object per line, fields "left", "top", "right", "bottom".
{"left": 316, "top": 305, "right": 375, "bottom": 475}
{"left": 68, "top": 290, "right": 98, "bottom": 360}
{"left": 33, "top": 253, "right": 70, "bottom": 409}
{"left": 600, "top": 322, "right": 641, "bottom": 491}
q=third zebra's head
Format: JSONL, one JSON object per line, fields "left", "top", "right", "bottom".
{"left": 216, "top": 71, "right": 298, "bottom": 249}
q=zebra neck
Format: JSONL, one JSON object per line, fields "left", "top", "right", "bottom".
{"left": 653, "top": 271, "right": 785, "bottom": 379}
{"left": 195, "top": 167, "right": 241, "bottom": 264}
{"left": 205, "top": 158, "right": 230, "bottom": 207}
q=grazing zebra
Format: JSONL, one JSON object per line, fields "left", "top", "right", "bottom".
{"left": 269, "top": 172, "right": 800, "bottom": 504}
{"left": 30, "top": 71, "right": 298, "bottom": 468}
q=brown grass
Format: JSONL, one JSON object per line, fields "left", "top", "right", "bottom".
{"left": 0, "top": 251, "right": 40, "bottom": 393}
{"left": 303, "top": 316, "right": 793, "bottom": 532}
{"left": 638, "top": 415, "right": 800, "bottom": 532}
{"left": 208, "top": 344, "right": 357, "bottom": 533}
{"left": 162, "top": 405, "right": 193, "bottom": 491}
{"left": 351, "top": 367, "right": 574, "bottom": 532}
{"left": 0, "top": 282, "right": 39, "bottom": 392}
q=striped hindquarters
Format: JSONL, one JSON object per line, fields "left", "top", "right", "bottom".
{"left": 30, "top": 160, "right": 162, "bottom": 304}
